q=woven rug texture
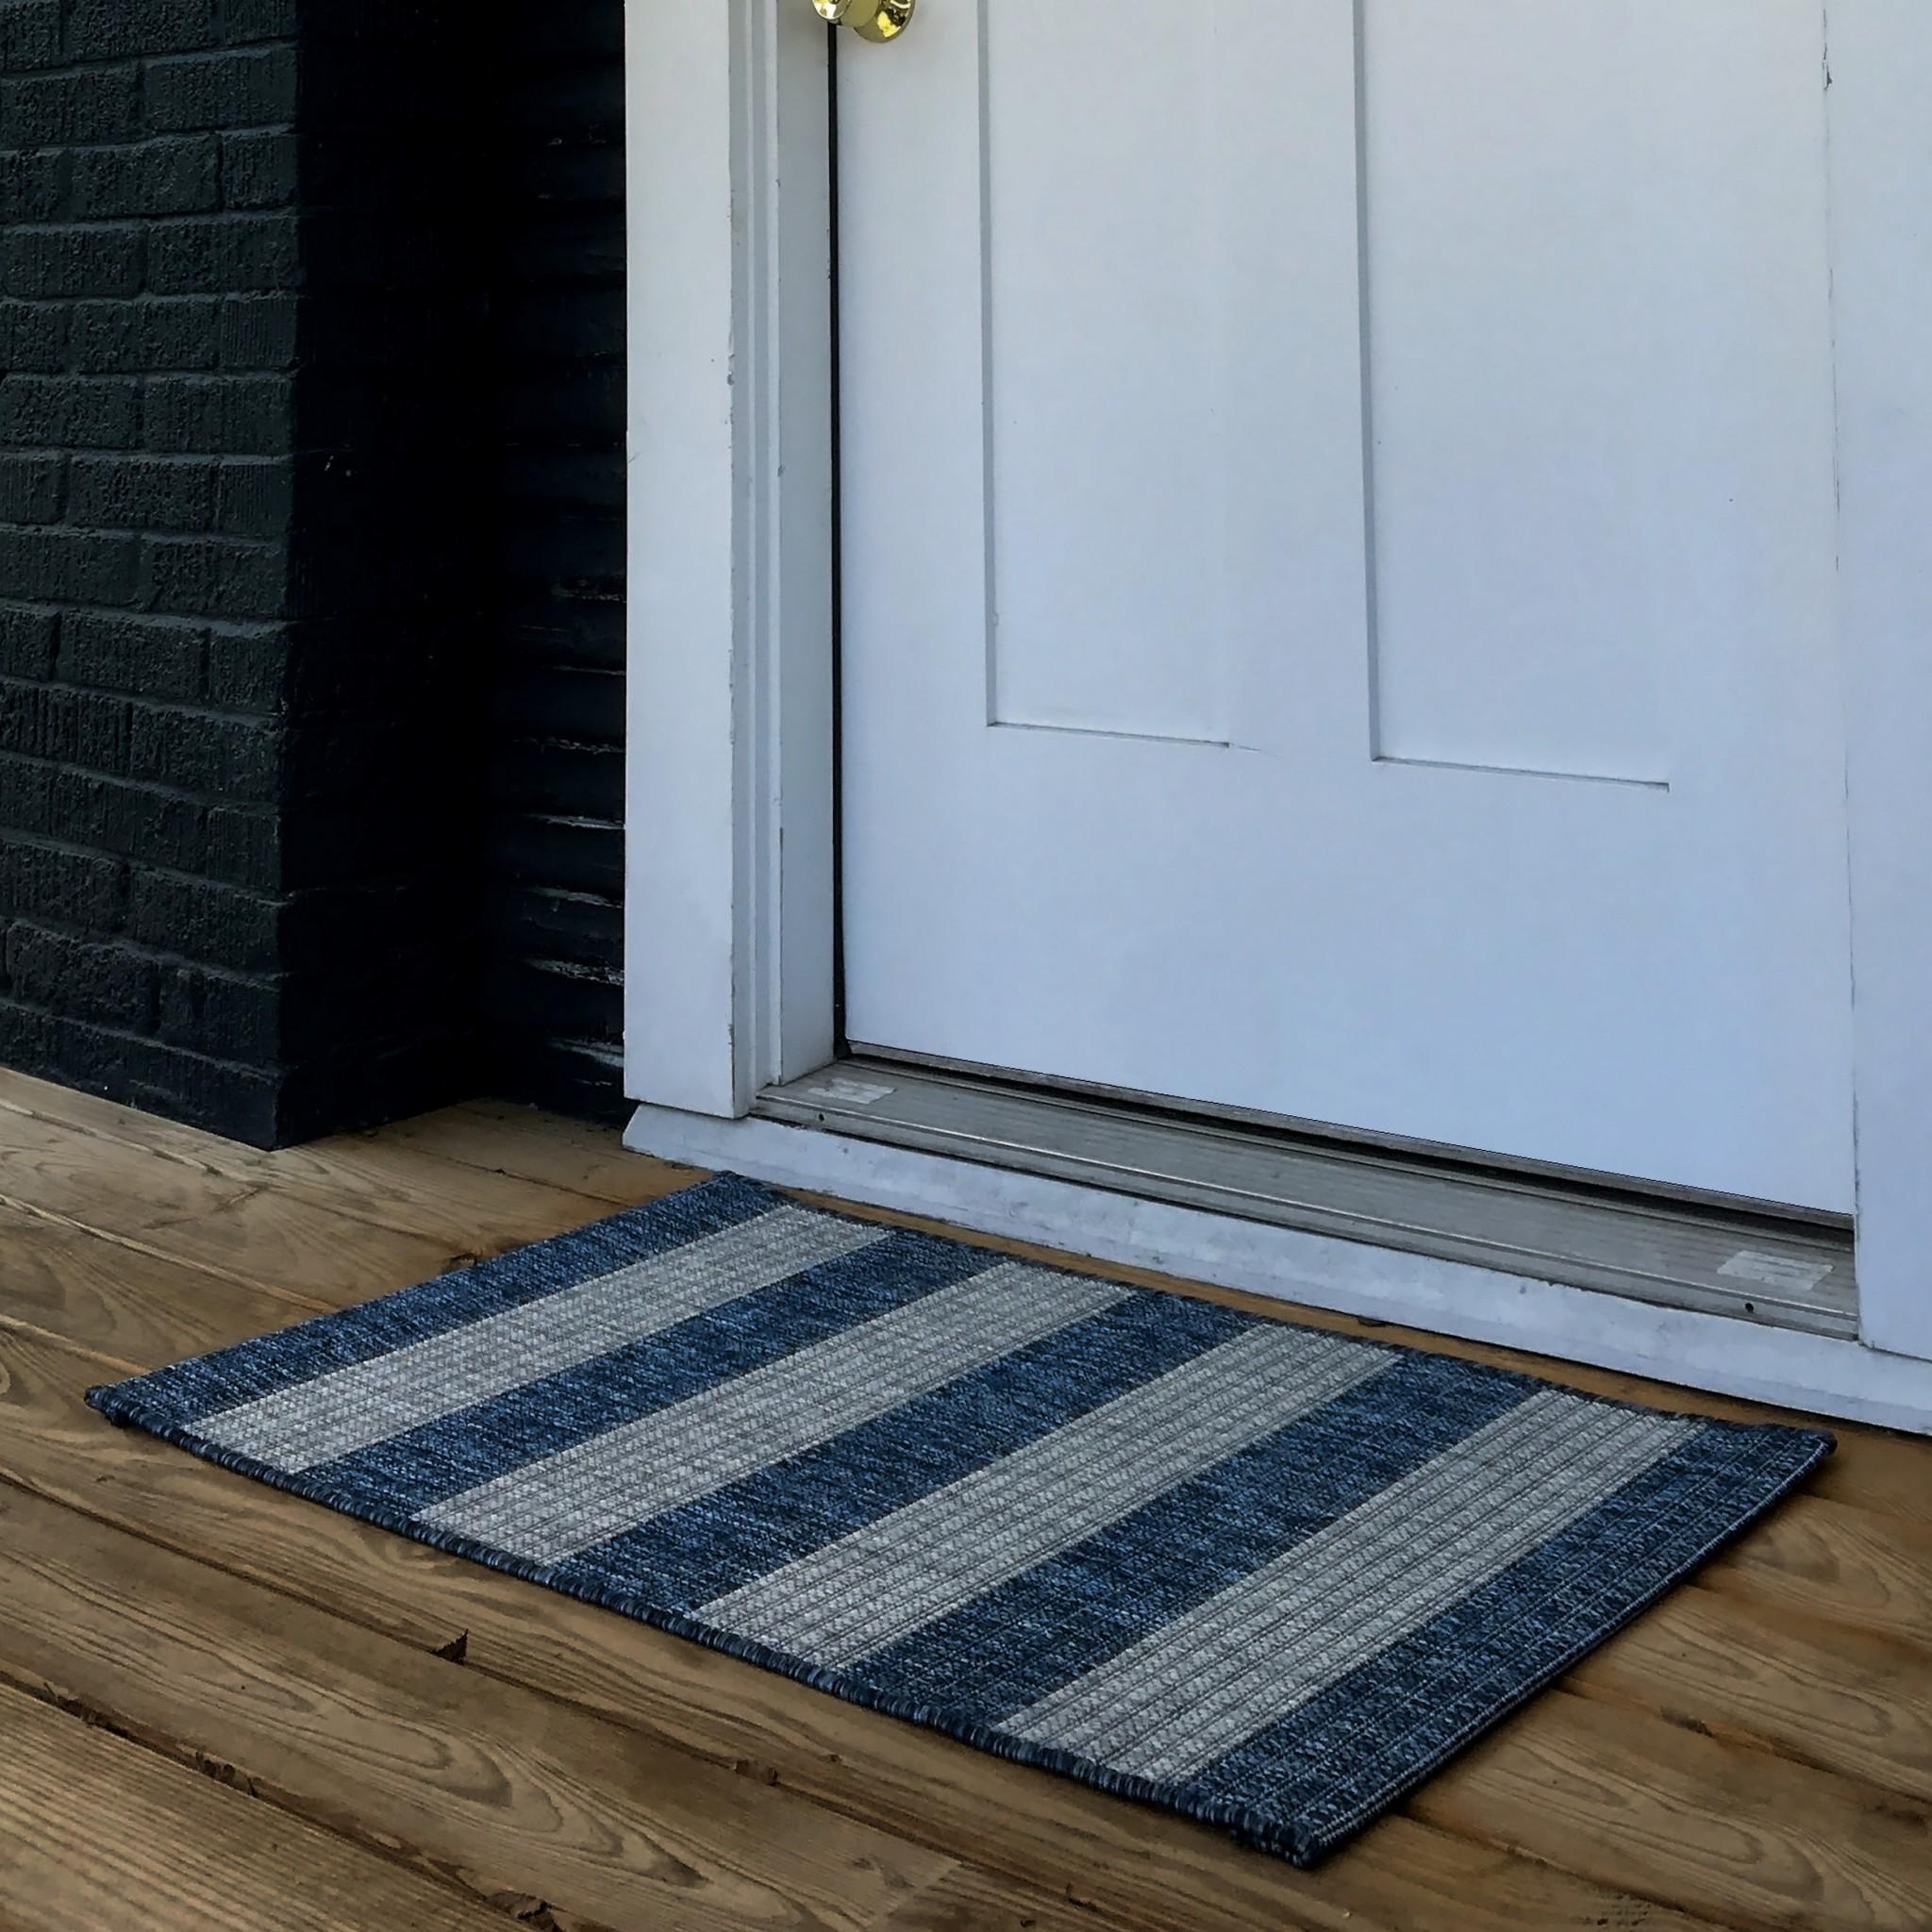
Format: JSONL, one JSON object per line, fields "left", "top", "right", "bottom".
{"left": 88, "top": 1173, "right": 1832, "bottom": 1863}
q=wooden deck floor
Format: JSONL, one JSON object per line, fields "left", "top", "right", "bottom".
{"left": 1, "top": 1067, "right": 1929, "bottom": 1932}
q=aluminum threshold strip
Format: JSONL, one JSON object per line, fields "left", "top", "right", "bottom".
{"left": 756, "top": 1058, "right": 1858, "bottom": 1341}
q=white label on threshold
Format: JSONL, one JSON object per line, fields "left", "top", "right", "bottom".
{"left": 1717, "top": 1250, "right": 1836, "bottom": 1294}
{"left": 801, "top": 1077, "right": 897, "bottom": 1108}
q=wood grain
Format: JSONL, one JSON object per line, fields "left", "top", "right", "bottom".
{"left": 0, "top": 1476, "right": 953, "bottom": 1932}
{"left": 1704, "top": 1496, "right": 1932, "bottom": 1650}
{"left": 371, "top": 1095, "right": 700, "bottom": 1206}
{"left": 0, "top": 1679, "right": 508, "bottom": 1932}
{"left": 1569, "top": 1583, "right": 1932, "bottom": 1804}
{"left": 0, "top": 1320, "right": 1727, "bottom": 1932}
{"left": 0, "top": 1070, "right": 678, "bottom": 1310}
{"left": 0, "top": 1196, "right": 323, "bottom": 1374}
{"left": 1415, "top": 1690, "right": 1932, "bottom": 1932}
{"left": 8, "top": 1073, "right": 1932, "bottom": 1932}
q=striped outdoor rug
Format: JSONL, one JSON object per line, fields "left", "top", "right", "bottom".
{"left": 89, "top": 1173, "right": 1831, "bottom": 1864}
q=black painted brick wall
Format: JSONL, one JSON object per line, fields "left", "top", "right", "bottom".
{"left": 0, "top": 0, "right": 491, "bottom": 1143}
{"left": 476, "top": 5, "right": 626, "bottom": 1123}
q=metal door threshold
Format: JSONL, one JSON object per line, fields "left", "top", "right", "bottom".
{"left": 756, "top": 1058, "right": 1859, "bottom": 1340}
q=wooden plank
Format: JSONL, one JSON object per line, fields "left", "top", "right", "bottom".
{"left": 21, "top": 1124, "right": 1922, "bottom": 1838}
{"left": 1569, "top": 1582, "right": 1932, "bottom": 1805}
{"left": 0, "top": 1065, "right": 686, "bottom": 1248}
{"left": 0, "top": 1092, "right": 596, "bottom": 1278}
{"left": 1411, "top": 1690, "right": 1932, "bottom": 1932}
{"left": 1700, "top": 1494, "right": 1932, "bottom": 1651}
{"left": 372, "top": 1095, "right": 700, "bottom": 1206}
{"left": 8, "top": 1086, "right": 1930, "bottom": 1930}
{"left": 0, "top": 1195, "right": 323, "bottom": 1373}
{"left": 0, "top": 1477, "right": 955, "bottom": 1932}
{"left": 875, "top": 1865, "right": 1127, "bottom": 1932}
{"left": 0, "top": 1322, "right": 1729, "bottom": 1932}
{"left": 0, "top": 1101, "right": 471, "bottom": 1302}
{"left": 0, "top": 1679, "right": 508, "bottom": 1932}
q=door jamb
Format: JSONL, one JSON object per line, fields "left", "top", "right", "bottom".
{"left": 623, "top": 2, "right": 835, "bottom": 1118}
{"left": 621, "top": 4, "right": 1932, "bottom": 1368}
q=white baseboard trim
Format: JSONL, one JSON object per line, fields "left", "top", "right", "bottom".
{"left": 625, "top": 1103, "right": 1932, "bottom": 1435}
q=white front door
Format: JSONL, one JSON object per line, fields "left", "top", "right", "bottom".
{"left": 836, "top": 2, "right": 1854, "bottom": 1212}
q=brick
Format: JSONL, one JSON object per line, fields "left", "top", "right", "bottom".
{"left": 491, "top": 663, "right": 621, "bottom": 745}
{"left": 0, "top": 375, "right": 142, "bottom": 449}
{"left": 212, "top": 457, "right": 291, "bottom": 537}
{"left": 34, "top": 1011, "right": 281, "bottom": 1143}
{"left": 503, "top": 362, "right": 624, "bottom": 443}
{"left": 128, "top": 868, "right": 279, "bottom": 972}
{"left": 0, "top": 838, "right": 125, "bottom": 928}
{"left": 505, "top": 142, "right": 624, "bottom": 211}
{"left": 145, "top": 47, "right": 297, "bottom": 133}
{"left": 204, "top": 800, "right": 278, "bottom": 887}
{"left": 0, "top": 525, "right": 138, "bottom": 604}
{"left": 503, "top": 516, "right": 624, "bottom": 595}
{"left": 70, "top": 137, "right": 220, "bottom": 219}
{"left": 6, "top": 923, "right": 155, "bottom": 1026}
{"left": 202, "top": 624, "right": 287, "bottom": 711}
{"left": 0, "top": 0, "right": 62, "bottom": 69}
{"left": 0, "top": 676, "right": 130, "bottom": 765}
{"left": 500, "top": 287, "right": 624, "bottom": 364}
{"left": 0, "top": 67, "right": 140, "bottom": 145}
{"left": 64, "top": 0, "right": 215, "bottom": 58}
{"left": 222, "top": 0, "right": 297, "bottom": 41}
{"left": 216, "top": 292, "right": 297, "bottom": 369}
{"left": 491, "top": 10, "right": 623, "bottom": 58}
{"left": 58, "top": 611, "right": 204, "bottom": 699}
{"left": 0, "top": 301, "right": 67, "bottom": 372}
{"left": 0, "top": 147, "right": 65, "bottom": 224}
{"left": 139, "top": 533, "right": 285, "bottom": 620}
{"left": 159, "top": 961, "right": 278, "bottom": 1060}
{"left": 0, "top": 0, "right": 611, "bottom": 1145}
{"left": 126, "top": 698, "right": 276, "bottom": 797}
{"left": 0, "top": 452, "right": 62, "bottom": 524}
{"left": 220, "top": 129, "right": 297, "bottom": 209}
{"left": 147, "top": 211, "right": 298, "bottom": 294}
{"left": 0, "top": 226, "right": 144, "bottom": 301}
{"left": 53, "top": 767, "right": 204, "bottom": 867}
{"left": 142, "top": 374, "right": 292, "bottom": 454}
{"left": 70, "top": 296, "right": 220, "bottom": 374}
{"left": 0, "top": 1002, "right": 58, "bottom": 1082}
{"left": 0, "top": 750, "right": 55, "bottom": 832}
{"left": 0, "top": 603, "right": 57, "bottom": 678}
{"left": 68, "top": 455, "right": 216, "bottom": 532}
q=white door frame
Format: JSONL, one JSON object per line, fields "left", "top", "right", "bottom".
{"left": 623, "top": 4, "right": 1932, "bottom": 1382}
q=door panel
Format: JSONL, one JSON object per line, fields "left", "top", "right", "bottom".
{"left": 837, "top": 1, "right": 1854, "bottom": 1210}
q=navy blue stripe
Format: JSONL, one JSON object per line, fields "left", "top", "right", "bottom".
{"left": 1178, "top": 1419, "right": 1832, "bottom": 1861}
{"left": 557, "top": 1291, "right": 1251, "bottom": 1613}
{"left": 116, "top": 1173, "right": 784, "bottom": 1429}
{"left": 846, "top": 1350, "right": 1536, "bottom": 1719}
{"left": 256, "top": 1224, "right": 1000, "bottom": 1521}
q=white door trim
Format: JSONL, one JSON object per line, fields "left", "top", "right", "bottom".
{"left": 623, "top": 0, "right": 836, "bottom": 1118}
{"left": 1829, "top": 3, "right": 1932, "bottom": 1365}
{"left": 622, "top": 6, "right": 1932, "bottom": 1378}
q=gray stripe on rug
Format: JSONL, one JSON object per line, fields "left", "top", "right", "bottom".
{"left": 703, "top": 1323, "right": 1393, "bottom": 1666}
{"left": 195, "top": 1206, "right": 884, "bottom": 1473}
{"left": 418, "top": 1261, "right": 1133, "bottom": 1566}
{"left": 1001, "top": 1388, "right": 1694, "bottom": 1781}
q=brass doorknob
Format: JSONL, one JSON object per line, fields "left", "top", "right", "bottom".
{"left": 812, "top": 0, "right": 914, "bottom": 42}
